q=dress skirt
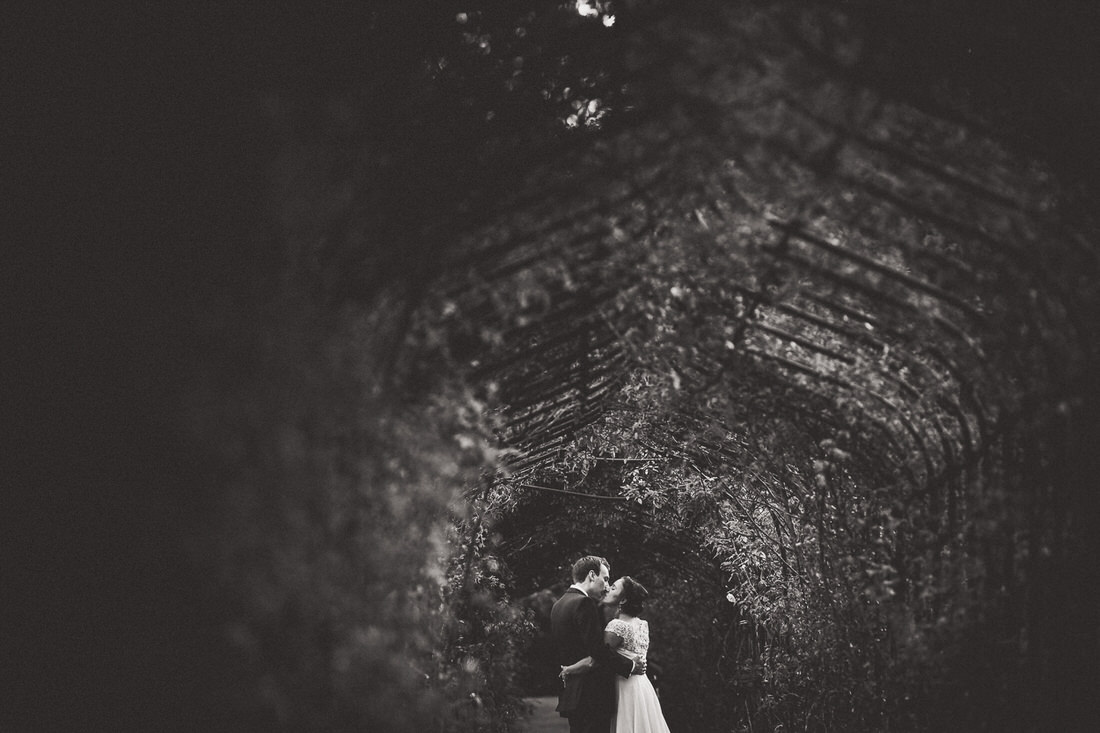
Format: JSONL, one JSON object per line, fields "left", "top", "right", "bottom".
{"left": 613, "top": 674, "right": 671, "bottom": 733}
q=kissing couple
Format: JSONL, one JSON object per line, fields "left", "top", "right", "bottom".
{"left": 550, "top": 555, "right": 672, "bottom": 733}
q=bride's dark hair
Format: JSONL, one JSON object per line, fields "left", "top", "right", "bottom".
{"left": 618, "top": 576, "right": 650, "bottom": 615}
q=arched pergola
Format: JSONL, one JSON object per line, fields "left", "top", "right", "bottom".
{"left": 420, "top": 3, "right": 1099, "bottom": 729}
{"left": 37, "top": 3, "right": 1098, "bottom": 731}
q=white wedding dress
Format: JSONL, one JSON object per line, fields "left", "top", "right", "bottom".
{"left": 606, "top": 617, "right": 671, "bottom": 733}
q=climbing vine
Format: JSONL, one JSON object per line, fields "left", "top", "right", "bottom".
{"left": 72, "top": 1, "right": 1098, "bottom": 731}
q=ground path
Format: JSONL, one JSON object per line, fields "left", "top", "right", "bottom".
{"left": 521, "top": 697, "right": 568, "bottom": 732}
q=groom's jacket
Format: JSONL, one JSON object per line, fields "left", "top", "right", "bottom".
{"left": 551, "top": 587, "right": 634, "bottom": 718}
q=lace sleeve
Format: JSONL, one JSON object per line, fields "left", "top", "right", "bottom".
{"left": 606, "top": 619, "right": 640, "bottom": 662}
{"left": 636, "top": 620, "right": 650, "bottom": 658}
{"left": 605, "top": 618, "right": 628, "bottom": 639}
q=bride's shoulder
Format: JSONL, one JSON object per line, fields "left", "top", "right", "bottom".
{"left": 605, "top": 617, "right": 628, "bottom": 632}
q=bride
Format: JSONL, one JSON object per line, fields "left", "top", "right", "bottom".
{"left": 560, "top": 576, "right": 672, "bottom": 733}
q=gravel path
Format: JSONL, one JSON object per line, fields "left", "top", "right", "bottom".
{"left": 521, "top": 697, "right": 568, "bottom": 732}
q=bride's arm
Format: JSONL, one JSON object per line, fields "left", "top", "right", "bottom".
{"left": 605, "top": 628, "right": 645, "bottom": 674}
{"left": 560, "top": 655, "right": 594, "bottom": 677}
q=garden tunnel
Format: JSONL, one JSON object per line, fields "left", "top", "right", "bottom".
{"left": 21, "top": 1, "right": 1100, "bottom": 732}
{"left": 426, "top": 4, "right": 1100, "bottom": 730}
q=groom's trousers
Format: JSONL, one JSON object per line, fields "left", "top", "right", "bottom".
{"left": 568, "top": 712, "right": 613, "bottom": 733}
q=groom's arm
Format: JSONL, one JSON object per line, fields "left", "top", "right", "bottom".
{"left": 579, "top": 604, "right": 635, "bottom": 679}
{"left": 604, "top": 628, "right": 647, "bottom": 677}
{"left": 592, "top": 640, "right": 635, "bottom": 679}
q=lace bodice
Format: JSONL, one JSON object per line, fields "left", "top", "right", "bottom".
{"left": 606, "top": 617, "right": 650, "bottom": 661}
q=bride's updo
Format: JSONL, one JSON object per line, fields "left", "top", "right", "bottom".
{"left": 619, "top": 576, "right": 650, "bottom": 615}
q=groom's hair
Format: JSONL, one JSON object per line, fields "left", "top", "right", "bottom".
{"left": 571, "top": 555, "right": 607, "bottom": 582}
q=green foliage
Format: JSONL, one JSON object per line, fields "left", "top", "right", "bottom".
{"left": 88, "top": 1, "right": 1096, "bottom": 730}
{"left": 179, "top": 297, "right": 483, "bottom": 730}
{"left": 436, "top": 515, "right": 536, "bottom": 733}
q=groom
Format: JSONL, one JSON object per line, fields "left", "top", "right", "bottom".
{"left": 551, "top": 555, "right": 645, "bottom": 733}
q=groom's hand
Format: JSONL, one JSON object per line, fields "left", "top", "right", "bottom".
{"left": 631, "top": 660, "right": 646, "bottom": 676}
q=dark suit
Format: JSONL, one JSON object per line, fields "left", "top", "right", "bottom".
{"left": 551, "top": 587, "right": 634, "bottom": 733}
